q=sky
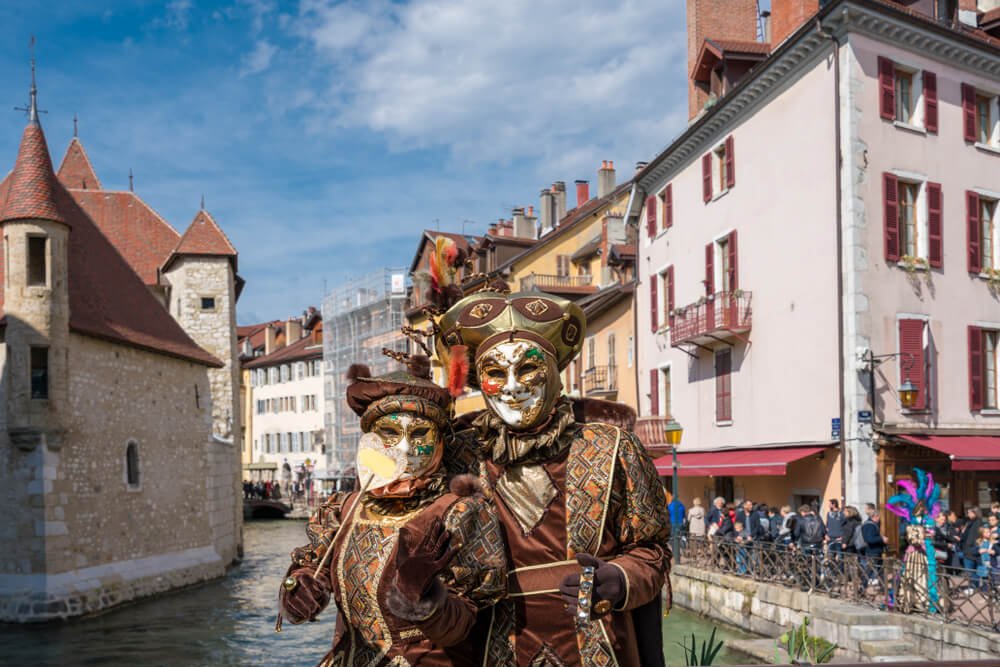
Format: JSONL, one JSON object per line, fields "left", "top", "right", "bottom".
{"left": 0, "top": 1, "right": 696, "bottom": 324}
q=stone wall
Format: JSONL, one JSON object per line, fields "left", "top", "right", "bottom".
{"left": 163, "top": 255, "right": 242, "bottom": 564}
{"left": 671, "top": 563, "right": 1000, "bottom": 661}
{"left": 0, "top": 334, "right": 226, "bottom": 621}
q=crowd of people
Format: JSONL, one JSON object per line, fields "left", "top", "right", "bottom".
{"left": 242, "top": 479, "right": 282, "bottom": 500}
{"left": 670, "top": 494, "right": 1000, "bottom": 589}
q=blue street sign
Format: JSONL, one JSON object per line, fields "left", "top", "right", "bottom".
{"left": 831, "top": 417, "right": 841, "bottom": 439}
{"left": 858, "top": 410, "right": 872, "bottom": 423}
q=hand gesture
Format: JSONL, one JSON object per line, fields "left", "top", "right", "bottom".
{"left": 280, "top": 568, "right": 331, "bottom": 624}
{"left": 558, "top": 554, "right": 625, "bottom": 619}
{"left": 393, "top": 518, "right": 458, "bottom": 602}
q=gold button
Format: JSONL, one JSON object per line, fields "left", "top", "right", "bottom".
{"left": 594, "top": 600, "right": 612, "bottom": 615}
{"left": 283, "top": 576, "right": 299, "bottom": 592}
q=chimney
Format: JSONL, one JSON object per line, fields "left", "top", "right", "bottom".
{"left": 512, "top": 207, "right": 534, "bottom": 238}
{"left": 635, "top": 161, "right": 649, "bottom": 173}
{"left": 286, "top": 318, "right": 303, "bottom": 342}
{"left": 524, "top": 205, "right": 538, "bottom": 239}
{"left": 539, "top": 188, "right": 555, "bottom": 235}
{"left": 770, "top": 0, "right": 819, "bottom": 46}
{"left": 597, "top": 160, "right": 616, "bottom": 198}
{"left": 264, "top": 324, "right": 277, "bottom": 356}
{"left": 761, "top": 10, "right": 771, "bottom": 42}
{"left": 687, "top": 0, "right": 758, "bottom": 119}
{"left": 552, "top": 182, "right": 567, "bottom": 225}
{"left": 575, "top": 180, "right": 590, "bottom": 208}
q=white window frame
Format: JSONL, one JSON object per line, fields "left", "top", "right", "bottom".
{"left": 890, "top": 170, "right": 929, "bottom": 263}
{"left": 892, "top": 62, "right": 925, "bottom": 131}
{"left": 985, "top": 330, "right": 999, "bottom": 411}
{"left": 658, "top": 362, "right": 672, "bottom": 418}
{"left": 974, "top": 188, "right": 1000, "bottom": 272}
{"left": 712, "top": 229, "right": 736, "bottom": 293}
{"left": 973, "top": 88, "right": 1000, "bottom": 151}
{"left": 712, "top": 142, "right": 729, "bottom": 198}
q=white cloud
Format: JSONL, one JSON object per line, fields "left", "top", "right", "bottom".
{"left": 164, "top": 0, "right": 193, "bottom": 30}
{"left": 240, "top": 40, "right": 278, "bottom": 76}
{"left": 287, "top": 0, "right": 689, "bottom": 172}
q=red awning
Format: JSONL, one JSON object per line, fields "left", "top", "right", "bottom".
{"left": 898, "top": 435, "right": 1000, "bottom": 471}
{"left": 653, "top": 446, "right": 830, "bottom": 477}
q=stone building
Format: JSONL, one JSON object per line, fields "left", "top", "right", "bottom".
{"left": 0, "top": 78, "right": 242, "bottom": 621}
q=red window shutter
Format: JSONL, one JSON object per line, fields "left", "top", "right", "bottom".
{"left": 969, "top": 326, "right": 984, "bottom": 411}
{"left": 728, "top": 230, "right": 739, "bottom": 291}
{"left": 702, "top": 154, "right": 712, "bottom": 203}
{"left": 878, "top": 56, "right": 895, "bottom": 121}
{"left": 715, "top": 349, "right": 732, "bottom": 422}
{"left": 967, "top": 190, "right": 981, "bottom": 273}
{"left": 705, "top": 243, "right": 715, "bottom": 295}
{"left": 665, "top": 184, "right": 673, "bottom": 229}
{"left": 649, "top": 274, "right": 658, "bottom": 332}
{"left": 923, "top": 70, "right": 938, "bottom": 133}
{"left": 899, "top": 319, "right": 927, "bottom": 411}
{"left": 961, "top": 83, "right": 976, "bottom": 143}
{"left": 649, "top": 369, "right": 659, "bottom": 416}
{"left": 725, "top": 135, "right": 735, "bottom": 189}
{"left": 883, "top": 172, "right": 900, "bottom": 262}
{"left": 666, "top": 266, "right": 675, "bottom": 327}
{"left": 927, "top": 182, "right": 943, "bottom": 268}
{"left": 645, "top": 195, "right": 657, "bottom": 239}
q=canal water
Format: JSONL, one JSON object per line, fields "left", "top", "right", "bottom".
{"left": 0, "top": 520, "right": 759, "bottom": 666}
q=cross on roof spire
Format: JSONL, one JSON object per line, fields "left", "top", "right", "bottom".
{"left": 14, "top": 36, "right": 47, "bottom": 125}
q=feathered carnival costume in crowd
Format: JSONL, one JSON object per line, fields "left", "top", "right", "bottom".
{"left": 886, "top": 468, "right": 942, "bottom": 613}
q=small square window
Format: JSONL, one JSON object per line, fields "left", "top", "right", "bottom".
{"left": 30, "top": 346, "right": 48, "bottom": 400}
{"left": 201, "top": 297, "right": 216, "bottom": 310}
{"left": 27, "top": 236, "right": 47, "bottom": 286}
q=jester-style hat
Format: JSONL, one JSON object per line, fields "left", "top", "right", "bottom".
{"left": 435, "top": 291, "right": 586, "bottom": 381}
{"left": 346, "top": 366, "right": 452, "bottom": 432}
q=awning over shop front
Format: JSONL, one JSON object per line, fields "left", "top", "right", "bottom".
{"left": 897, "top": 434, "right": 1000, "bottom": 471}
{"left": 653, "top": 445, "right": 831, "bottom": 477}
{"left": 244, "top": 462, "right": 278, "bottom": 471}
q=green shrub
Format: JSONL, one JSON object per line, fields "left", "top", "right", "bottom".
{"left": 675, "top": 626, "right": 724, "bottom": 666}
{"left": 778, "top": 616, "right": 837, "bottom": 664}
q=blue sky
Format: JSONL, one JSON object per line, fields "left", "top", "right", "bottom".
{"left": 0, "top": 1, "right": 694, "bottom": 324}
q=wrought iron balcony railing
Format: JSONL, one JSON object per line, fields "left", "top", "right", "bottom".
{"left": 582, "top": 365, "right": 617, "bottom": 395}
{"left": 670, "top": 290, "right": 752, "bottom": 348}
{"left": 520, "top": 273, "right": 592, "bottom": 291}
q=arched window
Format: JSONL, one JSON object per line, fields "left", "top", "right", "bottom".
{"left": 126, "top": 441, "right": 140, "bottom": 488}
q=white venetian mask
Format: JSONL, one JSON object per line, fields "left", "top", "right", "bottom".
{"left": 477, "top": 341, "right": 561, "bottom": 430}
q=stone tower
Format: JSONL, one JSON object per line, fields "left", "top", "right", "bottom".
{"left": 161, "top": 210, "right": 242, "bottom": 562}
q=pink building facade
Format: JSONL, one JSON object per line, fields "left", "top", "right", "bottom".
{"left": 634, "top": 0, "right": 1000, "bottom": 531}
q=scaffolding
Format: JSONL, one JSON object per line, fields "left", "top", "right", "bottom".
{"left": 322, "top": 268, "right": 409, "bottom": 490}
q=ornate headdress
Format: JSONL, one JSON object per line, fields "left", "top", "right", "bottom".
{"left": 435, "top": 291, "right": 586, "bottom": 378}
{"left": 886, "top": 467, "right": 942, "bottom": 523}
{"left": 346, "top": 366, "right": 452, "bottom": 432}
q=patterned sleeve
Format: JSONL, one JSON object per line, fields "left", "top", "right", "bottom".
{"left": 441, "top": 494, "right": 508, "bottom": 607}
{"left": 608, "top": 431, "right": 672, "bottom": 611}
{"left": 289, "top": 492, "right": 352, "bottom": 569}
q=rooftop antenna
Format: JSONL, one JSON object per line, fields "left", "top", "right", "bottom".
{"left": 73, "top": 113, "right": 78, "bottom": 137}
{"left": 14, "top": 36, "right": 47, "bottom": 125}
{"left": 128, "top": 168, "right": 134, "bottom": 192}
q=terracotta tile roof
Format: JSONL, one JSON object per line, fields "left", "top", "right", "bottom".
{"left": 69, "top": 190, "right": 180, "bottom": 285}
{"left": 163, "top": 209, "right": 238, "bottom": 272}
{"left": 243, "top": 334, "right": 323, "bottom": 368}
{"left": 578, "top": 282, "right": 634, "bottom": 320}
{"left": 0, "top": 122, "right": 221, "bottom": 367}
{"left": 0, "top": 125, "right": 69, "bottom": 226}
{"left": 707, "top": 39, "right": 771, "bottom": 55}
{"left": 56, "top": 137, "right": 102, "bottom": 190}
{"left": 609, "top": 243, "right": 636, "bottom": 261}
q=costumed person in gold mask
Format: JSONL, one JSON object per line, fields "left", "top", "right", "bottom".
{"left": 436, "top": 290, "right": 672, "bottom": 667}
{"left": 276, "top": 354, "right": 507, "bottom": 667}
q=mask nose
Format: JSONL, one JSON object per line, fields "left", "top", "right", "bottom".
{"left": 396, "top": 436, "right": 410, "bottom": 455}
{"left": 503, "top": 366, "right": 520, "bottom": 394}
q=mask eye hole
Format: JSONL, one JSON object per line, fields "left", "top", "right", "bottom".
{"left": 410, "top": 427, "right": 430, "bottom": 439}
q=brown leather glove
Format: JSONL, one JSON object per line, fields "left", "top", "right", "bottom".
{"left": 393, "top": 518, "right": 458, "bottom": 603}
{"left": 279, "top": 567, "right": 331, "bottom": 623}
{"left": 558, "top": 553, "right": 626, "bottom": 618}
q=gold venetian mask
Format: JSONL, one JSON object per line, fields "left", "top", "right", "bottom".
{"left": 477, "top": 340, "right": 561, "bottom": 431}
{"left": 370, "top": 413, "right": 441, "bottom": 479}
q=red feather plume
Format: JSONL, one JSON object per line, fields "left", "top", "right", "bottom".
{"left": 447, "top": 345, "right": 469, "bottom": 398}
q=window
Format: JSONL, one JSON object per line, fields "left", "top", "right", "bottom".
{"left": 715, "top": 348, "right": 732, "bottom": 423}
{"left": 981, "top": 197, "right": 999, "bottom": 270}
{"left": 718, "top": 237, "right": 732, "bottom": 292}
{"left": 660, "top": 267, "right": 674, "bottom": 328}
{"left": 125, "top": 441, "right": 140, "bottom": 488}
{"left": 884, "top": 173, "right": 942, "bottom": 267}
{"left": 963, "top": 84, "right": 999, "bottom": 147}
{"left": 659, "top": 184, "right": 673, "bottom": 232}
{"left": 607, "top": 334, "right": 616, "bottom": 371}
{"left": 898, "top": 318, "right": 930, "bottom": 411}
{"left": 627, "top": 336, "right": 634, "bottom": 368}
{"left": 556, "top": 255, "right": 570, "bottom": 277}
{"left": 30, "top": 346, "right": 48, "bottom": 399}
{"left": 27, "top": 236, "right": 46, "bottom": 286}
{"left": 895, "top": 69, "right": 915, "bottom": 125}
{"left": 702, "top": 136, "right": 734, "bottom": 202}
{"left": 577, "top": 262, "right": 591, "bottom": 277}
{"left": 649, "top": 369, "right": 659, "bottom": 416}
{"left": 986, "top": 331, "right": 998, "bottom": 410}
{"left": 710, "top": 232, "right": 738, "bottom": 294}
{"left": 661, "top": 366, "right": 672, "bottom": 418}
{"left": 715, "top": 144, "right": 727, "bottom": 194}
{"left": 586, "top": 337, "right": 596, "bottom": 370}
{"left": 292, "top": 432, "right": 300, "bottom": 453}
{"left": 200, "top": 297, "right": 216, "bottom": 310}
{"left": 898, "top": 181, "right": 919, "bottom": 258}
{"left": 878, "top": 57, "right": 936, "bottom": 132}
{"left": 936, "top": 0, "right": 956, "bottom": 22}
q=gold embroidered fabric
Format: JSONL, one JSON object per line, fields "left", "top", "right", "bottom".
{"left": 474, "top": 397, "right": 575, "bottom": 465}
{"left": 496, "top": 463, "right": 559, "bottom": 534}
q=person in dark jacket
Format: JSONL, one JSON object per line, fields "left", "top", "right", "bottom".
{"left": 795, "top": 505, "right": 826, "bottom": 555}
{"left": 861, "top": 503, "right": 888, "bottom": 584}
{"left": 767, "top": 506, "right": 782, "bottom": 544}
{"left": 960, "top": 507, "right": 984, "bottom": 571}
{"left": 841, "top": 505, "right": 862, "bottom": 554}
{"left": 825, "top": 499, "right": 846, "bottom": 556}
{"left": 706, "top": 496, "right": 725, "bottom": 533}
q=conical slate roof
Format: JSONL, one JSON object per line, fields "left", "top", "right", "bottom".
{"left": 0, "top": 124, "right": 68, "bottom": 225}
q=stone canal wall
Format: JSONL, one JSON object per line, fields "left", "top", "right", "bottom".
{"left": 671, "top": 563, "right": 1000, "bottom": 662}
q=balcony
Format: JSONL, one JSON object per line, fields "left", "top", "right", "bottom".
{"left": 670, "top": 290, "right": 752, "bottom": 349}
{"left": 520, "top": 273, "right": 594, "bottom": 294}
{"left": 583, "top": 365, "right": 617, "bottom": 396}
{"left": 634, "top": 416, "right": 675, "bottom": 458}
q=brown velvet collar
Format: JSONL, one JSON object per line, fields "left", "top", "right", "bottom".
{"left": 473, "top": 397, "right": 576, "bottom": 465}
{"left": 362, "top": 473, "right": 448, "bottom": 515}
